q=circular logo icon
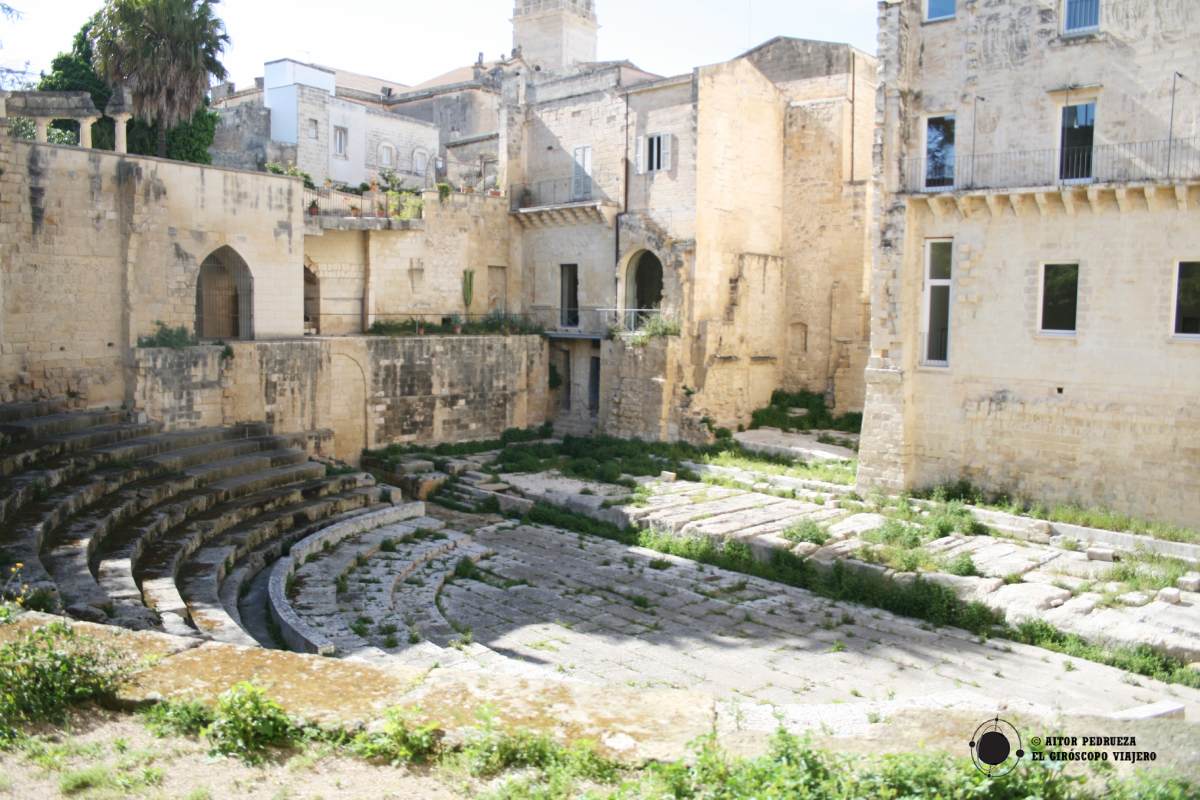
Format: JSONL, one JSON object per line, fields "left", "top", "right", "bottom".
{"left": 969, "top": 717, "right": 1025, "bottom": 777}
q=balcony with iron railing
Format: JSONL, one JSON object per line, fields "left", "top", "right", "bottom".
{"left": 530, "top": 305, "right": 676, "bottom": 338}
{"left": 901, "top": 136, "right": 1200, "bottom": 194}
{"left": 509, "top": 171, "right": 618, "bottom": 226}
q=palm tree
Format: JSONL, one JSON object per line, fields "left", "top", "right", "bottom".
{"left": 92, "top": 0, "right": 228, "bottom": 158}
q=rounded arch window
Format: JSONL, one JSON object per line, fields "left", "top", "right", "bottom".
{"left": 413, "top": 148, "right": 430, "bottom": 175}
{"left": 378, "top": 143, "right": 396, "bottom": 167}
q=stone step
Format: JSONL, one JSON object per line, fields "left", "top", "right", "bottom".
{"left": 0, "top": 421, "right": 162, "bottom": 478}
{"left": 0, "top": 425, "right": 266, "bottom": 528}
{"left": 94, "top": 461, "right": 325, "bottom": 612}
{"left": 149, "top": 484, "right": 380, "bottom": 635}
{"left": 135, "top": 473, "right": 372, "bottom": 590}
{"left": 207, "top": 501, "right": 388, "bottom": 647}
{"left": 184, "top": 448, "right": 309, "bottom": 483}
{"left": 0, "top": 409, "right": 127, "bottom": 442}
{"left": 44, "top": 459, "right": 321, "bottom": 620}
{"left": 35, "top": 445, "right": 318, "bottom": 591}
{"left": 0, "top": 398, "right": 68, "bottom": 423}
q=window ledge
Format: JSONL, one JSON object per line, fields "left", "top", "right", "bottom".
{"left": 922, "top": 16, "right": 956, "bottom": 26}
{"left": 1059, "top": 28, "right": 1102, "bottom": 42}
{"left": 1169, "top": 334, "right": 1200, "bottom": 343}
{"left": 917, "top": 361, "right": 950, "bottom": 371}
{"left": 1035, "top": 330, "right": 1078, "bottom": 339}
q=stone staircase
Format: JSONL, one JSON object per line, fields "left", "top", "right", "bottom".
{"left": 0, "top": 400, "right": 398, "bottom": 644}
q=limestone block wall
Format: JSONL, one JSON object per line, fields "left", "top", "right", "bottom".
{"left": 520, "top": 71, "right": 626, "bottom": 206}
{"left": 859, "top": 0, "right": 1200, "bottom": 525}
{"left": 684, "top": 57, "right": 786, "bottom": 430}
{"left": 781, "top": 99, "right": 872, "bottom": 413}
{"left": 0, "top": 137, "right": 304, "bottom": 407}
{"left": 599, "top": 336, "right": 678, "bottom": 442}
{"left": 301, "top": 192, "right": 517, "bottom": 333}
{"left": 889, "top": 203, "right": 1200, "bottom": 526}
{"left": 363, "top": 108, "right": 439, "bottom": 183}
{"left": 625, "top": 79, "right": 698, "bottom": 239}
{"left": 130, "top": 335, "right": 548, "bottom": 463}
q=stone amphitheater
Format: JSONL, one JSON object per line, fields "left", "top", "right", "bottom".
{"left": 4, "top": 397, "right": 1200, "bottom": 756}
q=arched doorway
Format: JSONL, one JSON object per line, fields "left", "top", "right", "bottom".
{"left": 624, "top": 250, "right": 664, "bottom": 329}
{"left": 195, "top": 246, "right": 254, "bottom": 339}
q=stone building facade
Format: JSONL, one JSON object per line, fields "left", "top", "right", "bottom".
{"left": 857, "top": 0, "right": 1200, "bottom": 526}
{"left": 500, "top": 26, "right": 876, "bottom": 439}
{"left": 211, "top": 60, "right": 440, "bottom": 189}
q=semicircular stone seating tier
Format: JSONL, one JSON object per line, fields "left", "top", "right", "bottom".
{"left": 265, "top": 509, "right": 537, "bottom": 675}
{"left": 0, "top": 400, "right": 412, "bottom": 643}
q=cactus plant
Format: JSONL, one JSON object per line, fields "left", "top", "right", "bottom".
{"left": 462, "top": 269, "right": 475, "bottom": 315}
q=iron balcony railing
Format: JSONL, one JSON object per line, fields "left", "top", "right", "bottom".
{"left": 510, "top": 171, "right": 615, "bottom": 211}
{"left": 901, "top": 136, "right": 1200, "bottom": 193}
{"left": 303, "top": 187, "right": 425, "bottom": 220}
{"left": 530, "top": 305, "right": 676, "bottom": 336}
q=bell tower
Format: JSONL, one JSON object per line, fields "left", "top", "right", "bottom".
{"left": 513, "top": 0, "right": 598, "bottom": 73}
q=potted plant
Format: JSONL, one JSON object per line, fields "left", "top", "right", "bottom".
{"left": 308, "top": 199, "right": 319, "bottom": 216}
{"left": 416, "top": 320, "right": 425, "bottom": 335}
{"left": 487, "top": 188, "right": 502, "bottom": 198}
{"left": 450, "top": 315, "right": 463, "bottom": 335}
{"left": 323, "top": 177, "right": 333, "bottom": 189}
{"left": 350, "top": 205, "right": 360, "bottom": 218}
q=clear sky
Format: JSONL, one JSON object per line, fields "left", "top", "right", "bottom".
{"left": 1, "top": 0, "right": 878, "bottom": 90}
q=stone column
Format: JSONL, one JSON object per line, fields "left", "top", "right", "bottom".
{"left": 113, "top": 113, "right": 132, "bottom": 154}
{"left": 79, "top": 116, "right": 99, "bottom": 149}
{"left": 34, "top": 117, "right": 51, "bottom": 143}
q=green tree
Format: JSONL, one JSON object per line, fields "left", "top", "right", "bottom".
{"left": 91, "top": 0, "right": 228, "bottom": 158}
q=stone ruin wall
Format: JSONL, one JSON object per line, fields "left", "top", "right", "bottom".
{"left": 132, "top": 335, "right": 548, "bottom": 464}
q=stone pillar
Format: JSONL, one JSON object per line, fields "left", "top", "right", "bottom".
{"left": 113, "top": 113, "right": 132, "bottom": 154}
{"left": 79, "top": 116, "right": 99, "bottom": 149}
{"left": 34, "top": 117, "right": 50, "bottom": 143}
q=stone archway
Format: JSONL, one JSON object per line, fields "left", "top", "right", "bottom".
{"left": 623, "top": 250, "right": 664, "bottom": 329}
{"left": 330, "top": 352, "right": 368, "bottom": 464}
{"left": 195, "top": 246, "right": 254, "bottom": 340}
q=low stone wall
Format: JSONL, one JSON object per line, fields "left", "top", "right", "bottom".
{"left": 132, "top": 334, "right": 549, "bottom": 462}
{"left": 267, "top": 503, "right": 425, "bottom": 655}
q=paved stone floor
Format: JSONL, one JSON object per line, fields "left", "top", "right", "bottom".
{"left": 284, "top": 511, "right": 1200, "bottom": 736}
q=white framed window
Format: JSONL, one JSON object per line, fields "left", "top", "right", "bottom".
{"left": 1064, "top": 0, "right": 1100, "bottom": 34}
{"left": 926, "top": 0, "right": 955, "bottom": 22}
{"left": 307, "top": 119, "right": 319, "bottom": 140}
{"left": 379, "top": 143, "right": 395, "bottom": 167}
{"left": 924, "top": 114, "right": 956, "bottom": 189}
{"left": 413, "top": 148, "right": 429, "bottom": 175}
{"left": 1175, "top": 261, "right": 1200, "bottom": 337}
{"left": 1039, "top": 263, "right": 1080, "bottom": 334}
{"left": 571, "top": 144, "right": 593, "bottom": 200}
{"left": 638, "top": 133, "right": 671, "bottom": 174}
{"left": 922, "top": 239, "right": 953, "bottom": 365}
{"left": 333, "top": 126, "right": 348, "bottom": 158}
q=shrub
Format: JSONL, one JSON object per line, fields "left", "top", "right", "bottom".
{"left": 204, "top": 682, "right": 296, "bottom": 763}
{"left": 0, "top": 622, "right": 128, "bottom": 738}
{"left": 945, "top": 553, "right": 979, "bottom": 577}
{"left": 783, "top": 519, "right": 830, "bottom": 546}
{"left": 141, "top": 699, "right": 214, "bottom": 738}
{"left": 351, "top": 707, "right": 442, "bottom": 765}
{"left": 136, "top": 321, "right": 196, "bottom": 349}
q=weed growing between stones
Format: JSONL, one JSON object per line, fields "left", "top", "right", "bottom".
{"left": 920, "top": 480, "right": 1200, "bottom": 544}
{"left": 204, "top": 682, "right": 296, "bottom": 764}
{"left": 784, "top": 519, "right": 831, "bottom": 546}
{"left": 0, "top": 622, "right": 129, "bottom": 740}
